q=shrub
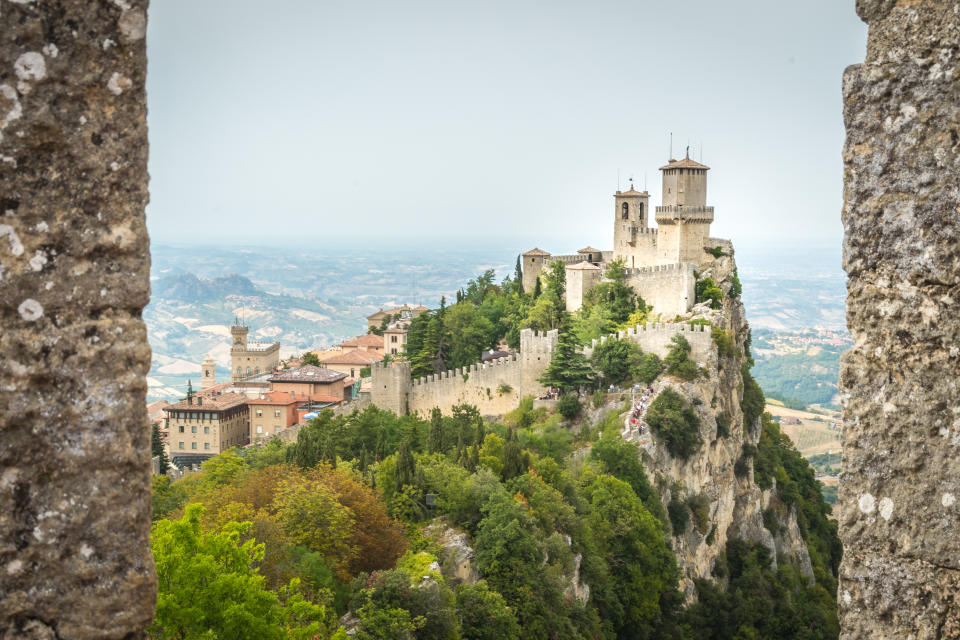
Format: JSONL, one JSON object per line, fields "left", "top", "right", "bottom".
{"left": 711, "top": 328, "right": 737, "bottom": 359}
{"left": 591, "top": 392, "right": 605, "bottom": 408}
{"left": 687, "top": 493, "right": 711, "bottom": 534}
{"left": 729, "top": 269, "right": 742, "bottom": 298}
{"left": 667, "top": 494, "right": 689, "bottom": 536}
{"left": 557, "top": 394, "right": 581, "bottom": 419}
{"left": 695, "top": 277, "right": 723, "bottom": 309}
{"left": 496, "top": 383, "right": 512, "bottom": 395}
{"left": 635, "top": 352, "right": 664, "bottom": 384}
{"left": 646, "top": 388, "right": 701, "bottom": 459}
{"left": 762, "top": 507, "right": 780, "bottom": 537}
{"left": 715, "top": 414, "right": 731, "bottom": 439}
{"left": 590, "top": 337, "right": 642, "bottom": 386}
{"left": 704, "top": 245, "right": 726, "bottom": 258}
{"left": 664, "top": 335, "right": 699, "bottom": 380}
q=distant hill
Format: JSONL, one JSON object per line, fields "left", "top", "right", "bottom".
{"left": 152, "top": 273, "right": 261, "bottom": 303}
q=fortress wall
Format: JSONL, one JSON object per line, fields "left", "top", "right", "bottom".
{"left": 0, "top": 2, "right": 156, "bottom": 636}
{"left": 407, "top": 357, "right": 524, "bottom": 417}
{"left": 622, "top": 263, "right": 696, "bottom": 317}
{"left": 583, "top": 323, "right": 714, "bottom": 366}
{"left": 838, "top": 2, "right": 960, "bottom": 638}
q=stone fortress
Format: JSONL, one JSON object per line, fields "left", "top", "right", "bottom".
{"left": 372, "top": 152, "right": 724, "bottom": 416}
{"left": 522, "top": 151, "right": 727, "bottom": 317}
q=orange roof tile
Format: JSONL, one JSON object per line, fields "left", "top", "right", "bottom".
{"left": 164, "top": 392, "right": 248, "bottom": 412}
{"left": 522, "top": 247, "right": 551, "bottom": 257}
{"left": 339, "top": 334, "right": 384, "bottom": 349}
{"left": 321, "top": 350, "right": 384, "bottom": 365}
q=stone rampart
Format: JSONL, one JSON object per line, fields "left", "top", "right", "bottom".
{"left": 0, "top": 1, "right": 156, "bottom": 637}
{"left": 620, "top": 262, "right": 696, "bottom": 317}
{"left": 838, "top": 2, "right": 960, "bottom": 638}
{"left": 582, "top": 322, "right": 714, "bottom": 365}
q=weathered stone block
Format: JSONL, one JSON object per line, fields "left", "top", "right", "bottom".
{"left": 840, "top": 1, "right": 960, "bottom": 637}
{"left": 0, "top": 1, "right": 154, "bottom": 638}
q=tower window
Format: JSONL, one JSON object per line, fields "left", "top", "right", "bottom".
{"left": 638, "top": 202, "right": 644, "bottom": 221}
{"left": 621, "top": 202, "right": 629, "bottom": 220}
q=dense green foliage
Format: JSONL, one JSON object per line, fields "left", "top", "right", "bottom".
{"left": 538, "top": 316, "right": 594, "bottom": 392}
{"left": 664, "top": 334, "right": 699, "bottom": 380}
{"left": 646, "top": 388, "right": 702, "bottom": 459}
{"left": 152, "top": 423, "right": 171, "bottom": 475}
{"left": 752, "top": 328, "right": 843, "bottom": 409}
{"left": 695, "top": 276, "right": 723, "bottom": 310}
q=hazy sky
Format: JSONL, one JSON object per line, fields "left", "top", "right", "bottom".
{"left": 146, "top": 1, "right": 867, "bottom": 251}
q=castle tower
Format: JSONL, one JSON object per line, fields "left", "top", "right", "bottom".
{"left": 565, "top": 261, "right": 602, "bottom": 312}
{"left": 612, "top": 183, "right": 654, "bottom": 269}
{"left": 230, "top": 319, "right": 249, "bottom": 382}
{"left": 521, "top": 248, "right": 552, "bottom": 293}
{"left": 655, "top": 151, "right": 714, "bottom": 264}
{"left": 201, "top": 357, "right": 216, "bottom": 389}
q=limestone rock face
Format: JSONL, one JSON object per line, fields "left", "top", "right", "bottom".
{"left": 0, "top": 2, "right": 154, "bottom": 638}
{"left": 637, "top": 253, "right": 813, "bottom": 599}
{"left": 840, "top": 2, "right": 960, "bottom": 638}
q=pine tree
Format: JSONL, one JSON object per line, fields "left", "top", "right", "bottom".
{"left": 501, "top": 430, "right": 525, "bottom": 481}
{"left": 533, "top": 277, "right": 542, "bottom": 299}
{"left": 538, "top": 313, "right": 594, "bottom": 392}
{"left": 151, "top": 423, "right": 170, "bottom": 475}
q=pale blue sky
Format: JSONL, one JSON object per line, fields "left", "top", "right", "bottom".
{"left": 146, "top": 1, "right": 867, "bottom": 250}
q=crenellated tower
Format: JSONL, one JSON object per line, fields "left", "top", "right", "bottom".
{"left": 655, "top": 151, "right": 714, "bottom": 264}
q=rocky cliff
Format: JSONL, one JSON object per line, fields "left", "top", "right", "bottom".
{"left": 839, "top": 1, "right": 960, "bottom": 638}
{"left": 634, "top": 249, "right": 814, "bottom": 599}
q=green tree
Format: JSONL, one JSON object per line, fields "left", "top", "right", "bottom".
{"left": 152, "top": 423, "right": 170, "bottom": 475}
{"left": 695, "top": 276, "right": 723, "bottom": 309}
{"left": 150, "top": 504, "right": 341, "bottom": 640}
{"left": 584, "top": 258, "right": 642, "bottom": 324}
{"left": 443, "top": 302, "right": 494, "bottom": 368}
{"left": 394, "top": 439, "right": 417, "bottom": 490}
{"left": 301, "top": 351, "right": 321, "bottom": 366}
{"left": 664, "top": 334, "right": 698, "bottom": 380}
{"left": 590, "top": 337, "right": 643, "bottom": 386}
{"left": 151, "top": 474, "right": 187, "bottom": 521}
{"left": 428, "top": 408, "right": 444, "bottom": 454}
{"left": 513, "top": 255, "right": 524, "bottom": 294}
{"left": 646, "top": 388, "right": 702, "bottom": 459}
{"left": 541, "top": 259, "right": 566, "bottom": 303}
{"left": 538, "top": 315, "right": 593, "bottom": 392}
{"left": 589, "top": 433, "right": 665, "bottom": 523}
{"left": 455, "top": 581, "right": 521, "bottom": 640}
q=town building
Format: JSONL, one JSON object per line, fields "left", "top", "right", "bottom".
{"left": 384, "top": 326, "right": 408, "bottom": 355}
{"left": 163, "top": 385, "right": 250, "bottom": 466}
{"left": 200, "top": 357, "right": 217, "bottom": 389}
{"left": 268, "top": 365, "right": 350, "bottom": 400}
{"left": 339, "top": 333, "right": 385, "bottom": 354}
{"left": 247, "top": 390, "right": 343, "bottom": 442}
{"left": 230, "top": 320, "right": 280, "bottom": 381}
{"left": 366, "top": 304, "right": 428, "bottom": 329}
{"left": 320, "top": 349, "right": 383, "bottom": 379}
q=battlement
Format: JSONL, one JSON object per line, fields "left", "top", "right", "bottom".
{"left": 553, "top": 253, "right": 593, "bottom": 265}
{"left": 411, "top": 354, "right": 519, "bottom": 386}
{"left": 617, "top": 262, "right": 691, "bottom": 277}
{"left": 583, "top": 321, "right": 714, "bottom": 364}
{"left": 626, "top": 226, "right": 658, "bottom": 236}
{"left": 520, "top": 327, "right": 559, "bottom": 354}
{"left": 655, "top": 205, "right": 715, "bottom": 223}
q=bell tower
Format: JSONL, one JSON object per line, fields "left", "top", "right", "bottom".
{"left": 201, "top": 357, "right": 216, "bottom": 389}
{"left": 612, "top": 179, "right": 651, "bottom": 268}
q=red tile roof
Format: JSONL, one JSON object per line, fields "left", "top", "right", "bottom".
{"left": 659, "top": 157, "right": 710, "bottom": 170}
{"left": 164, "top": 392, "right": 248, "bottom": 411}
{"left": 248, "top": 391, "right": 343, "bottom": 406}
{"left": 339, "top": 334, "right": 384, "bottom": 349}
{"left": 522, "top": 248, "right": 551, "bottom": 257}
{"left": 321, "top": 350, "right": 384, "bottom": 365}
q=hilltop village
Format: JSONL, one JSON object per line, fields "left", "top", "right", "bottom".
{"left": 156, "top": 152, "right": 731, "bottom": 468}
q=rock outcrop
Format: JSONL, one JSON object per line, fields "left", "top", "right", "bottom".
{"left": 636, "top": 251, "right": 813, "bottom": 599}
{"left": 839, "top": 1, "right": 960, "bottom": 638}
{"left": 0, "top": 2, "right": 155, "bottom": 638}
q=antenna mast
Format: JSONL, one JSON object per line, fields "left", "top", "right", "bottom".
{"left": 669, "top": 132, "right": 673, "bottom": 159}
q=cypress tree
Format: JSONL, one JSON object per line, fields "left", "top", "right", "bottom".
{"left": 428, "top": 407, "right": 444, "bottom": 453}
{"left": 394, "top": 439, "right": 416, "bottom": 489}
{"left": 151, "top": 423, "right": 170, "bottom": 475}
{"left": 533, "top": 277, "right": 542, "bottom": 299}
{"left": 514, "top": 255, "right": 524, "bottom": 294}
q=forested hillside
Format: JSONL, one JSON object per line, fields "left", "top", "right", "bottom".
{"left": 150, "top": 259, "right": 839, "bottom": 639}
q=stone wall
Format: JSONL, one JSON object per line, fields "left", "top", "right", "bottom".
{"left": 839, "top": 1, "right": 960, "bottom": 638}
{"left": 622, "top": 262, "right": 696, "bottom": 317}
{"left": 0, "top": 1, "right": 155, "bottom": 638}
{"left": 582, "top": 322, "right": 714, "bottom": 365}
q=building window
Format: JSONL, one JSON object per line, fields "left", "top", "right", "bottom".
{"left": 178, "top": 441, "right": 184, "bottom": 449}
{"left": 391, "top": 348, "right": 397, "bottom": 355}
{"left": 638, "top": 202, "right": 644, "bottom": 220}
{"left": 256, "top": 426, "right": 263, "bottom": 434}
{"left": 274, "top": 410, "right": 281, "bottom": 417}
{"left": 256, "top": 409, "right": 262, "bottom": 417}
{"left": 236, "top": 367, "right": 242, "bottom": 377}
{"left": 178, "top": 425, "right": 184, "bottom": 433}
{"left": 204, "top": 443, "right": 210, "bottom": 450}
{"left": 204, "top": 426, "right": 210, "bottom": 434}
{"left": 191, "top": 426, "right": 197, "bottom": 433}
{"left": 391, "top": 335, "right": 398, "bottom": 343}
{"left": 191, "top": 442, "right": 197, "bottom": 449}
{"left": 621, "top": 202, "right": 629, "bottom": 219}
{"left": 246, "top": 367, "right": 251, "bottom": 376}
{"left": 351, "top": 368, "right": 355, "bottom": 378}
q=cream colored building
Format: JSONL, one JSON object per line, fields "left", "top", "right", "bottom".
{"left": 320, "top": 349, "right": 383, "bottom": 379}
{"left": 366, "top": 304, "right": 428, "bottom": 329}
{"left": 268, "top": 365, "right": 350, "bottom": 400}
{"left": 339, "top": 334, "right": 385, "bottom": 354}
{"left": 384, "top": 326, "right": 408, "bottom": 356}
{"left": 231, "top": 321, "right": 280, "bottom": 382}
{"left": 163, "top": 388, "right": 249, "bottom": 466}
